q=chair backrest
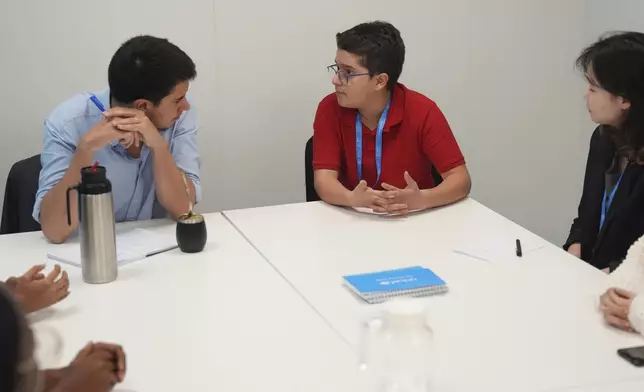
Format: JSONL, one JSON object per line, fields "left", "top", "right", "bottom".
{"left": 0, "top": 154, "right": 42, "bottom": 235}
{"left": 431, "top": 165, "right": 443, "bottom": 187}
{"left": 305, "top": 136, "right": 321, "bottom": 202}
{"left": 304, "top": 136, "right": 443, "bottom": 201}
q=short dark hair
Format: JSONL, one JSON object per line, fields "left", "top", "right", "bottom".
{"left": 336, "top": 21, "right": 405, "bottom": 90}
{"left": 577, "top": 31, "right": 644, "bottom": 163}
{"left": 108, "top": 35, "right": 196, "bottom": 105}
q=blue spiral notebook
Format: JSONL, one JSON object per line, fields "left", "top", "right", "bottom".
{"left": 343, "top": 266, "right": 448, "bottom": 304}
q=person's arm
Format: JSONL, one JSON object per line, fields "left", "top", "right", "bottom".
{"left": 37, "top": 111, "right": 138, "bottom": 243}
{"left": 598, "top": 234, "right": 644, "bottom": 333}
{"left": 5, "top": 265, "right": 69, "bottom": 313}
{"left": 36, "top": 120, "right": 93, "bottom": 244}
{"left": 604, "top": 234, "right": 644, "bottom": 291}
{"left": 311, "top": 98, "right": 388, "bottom": 210}
{"left": 628, "top": 294, "right": 644, "bottom": 334}
{"left": 314, "top": 170, "right": 354, "bottom": 206}
{"left": 149, "top": 139, "right": 197, "bottom": 218}
{"left": 107, "top": 106, "right": 201, "bottom": 219}
{"left": 312, "top": 97, "right": 354, "bottom": 207}
{"left": 565, "top": 127, "right": 604, "bottom": 255}
{"left": 419, "top": 101, "right": 471, "bottom": 208}
{"left": 47, "top": 342, "right": 127, "bottom": 392}
{"left": 42, "top": 369, "right": 66, "bottom": 391}
{"left": 419, "top": 164, "right": 471, "bottom": 209}
{"left": 151, "top": 109, "right": 200, "bottom": 219}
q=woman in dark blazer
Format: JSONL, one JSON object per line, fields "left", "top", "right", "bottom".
{"left": 565, "top": 32, "right": 644, "bottom": 270}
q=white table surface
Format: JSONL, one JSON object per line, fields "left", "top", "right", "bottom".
{"left": 224, "top": 199, "right": 644, "bottom": 392}
{"left": 0, "top": 213, "right": 361, "bottom": 392}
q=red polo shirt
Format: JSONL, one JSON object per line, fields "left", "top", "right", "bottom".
{"left": 313, "top": 83, "right": 466, "bottom": 190}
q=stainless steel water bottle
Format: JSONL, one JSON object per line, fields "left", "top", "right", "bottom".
{"left": 66, "top": 165, "right": 117, "bottom": 284}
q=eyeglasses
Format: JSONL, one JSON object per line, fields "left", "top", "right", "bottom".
{"left": 327, "top": 63, "right": 370, "bottom": 85}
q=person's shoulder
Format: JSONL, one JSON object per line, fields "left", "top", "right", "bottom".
{"left": 397, "top": 85, "right": 446, "bottom": 131}
{"left": 176, "top": 93, "right": 199, "bottom": 127}
{"left": 45, "top": 90, "right": 106, "bottom": 142}
{"left": 171, "top": 107, "right": 199, "bottom": 137}
{"left": 399, "top": 84, "right": 440, "bottom": 112}
{"left": 184, "top": 91, "right": 197, "bottom": 113}
{"left": 47, "top": 91, "right": 96, "bottom": 125}
{"left": 591, "top": 125, "right": 603, "bottom": 141}
{"left": 45, "top": 91, "right": 105, "bottom": 142}
{"left": 590, "top": 125, "right": 617, "bottom": 152}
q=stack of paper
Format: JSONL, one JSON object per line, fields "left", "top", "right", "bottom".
{"left": 343, "top": 266, "right": 448, "bottom": 304}
{"left": 47, "top": 228, "right": 178, "bottom": 267}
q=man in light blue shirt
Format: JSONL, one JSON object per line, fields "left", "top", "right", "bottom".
{"left": 34, "top": 35, "right": 201, "bottom": 243}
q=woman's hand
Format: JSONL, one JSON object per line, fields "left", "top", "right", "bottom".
{"left": 5, "top": 264, "right": 69, "bottom": 313}
{"left": 567, "top": 243, "right": 582, "bottom": 258}
{"left": 600, "top": 288, "right": 635, "bottom": 331}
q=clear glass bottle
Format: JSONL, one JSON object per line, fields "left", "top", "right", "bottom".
{"left": 359, "top": 298, "right": 435, "bottom": 392}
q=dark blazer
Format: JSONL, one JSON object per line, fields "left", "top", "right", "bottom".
{"left": 565, "top": 126, "right": 644, "bottom": 269}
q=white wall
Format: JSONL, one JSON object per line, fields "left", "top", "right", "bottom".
{"left": 0, "top": 1, "right": 592, "bottom": 244}
{"left": 585, "top": 0, "right": 644, "bottom": 40}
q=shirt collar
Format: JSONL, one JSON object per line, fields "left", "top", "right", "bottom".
{"left": 341, "top": 83, "right": 406, "bottom": 132}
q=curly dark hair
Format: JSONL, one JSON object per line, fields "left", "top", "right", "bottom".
{"left": 577, "top": 31, "right": 644, "bottom": 164}
{"left": 336, "top": 21, "right": 405, "bottom": 91}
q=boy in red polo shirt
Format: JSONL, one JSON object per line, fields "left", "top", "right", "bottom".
{"left": 313, "top": 21, "right": 471, "bottom": 215}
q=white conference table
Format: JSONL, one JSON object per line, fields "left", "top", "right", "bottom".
{"left": 224, "top": 199, "right": 644, "bottom": 392}
{"left": 0, "top": 213, "right": 360, "bottom": 392}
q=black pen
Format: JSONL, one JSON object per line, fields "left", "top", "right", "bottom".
{"left": 516, "top": 239, "right": 523, "bottom": 257}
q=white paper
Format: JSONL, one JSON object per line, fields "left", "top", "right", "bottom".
{"left": 453, "top": 237, "right": 546, "bottom": 263}
{"left": 47, "top": 228, "right": 178, "bottom": 267}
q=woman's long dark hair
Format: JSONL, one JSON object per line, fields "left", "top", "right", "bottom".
{"left": 0, "top": 283, "right": 39, "bottom": 392}
{"left": 0, "top": 284, "right": 22, "bottom": 391}
{"left": 577, "top": 31, "right": 644, "bottom": 163}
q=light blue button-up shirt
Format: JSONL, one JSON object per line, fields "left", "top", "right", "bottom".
{"left": 33, "top": 89, "right": 201, "bottom": 223}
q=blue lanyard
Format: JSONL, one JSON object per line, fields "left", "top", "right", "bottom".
{"left": 600, "top": 171, "right": 625, "bottom": 230}
{"left": 355, "top": 99, "right": 391, "bottom": 186}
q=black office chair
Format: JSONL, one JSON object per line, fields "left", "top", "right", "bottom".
{"left": 0, "top": 154, "right": 42, "bottom": 234}
{"left": 304, "top": 136, "right": 443, "bottom": 201}
{"left": 305, "top": 137, "right": 321, "bottom": 202}
{"left": 431, "top": 164, "right": 443, "bottom": 187}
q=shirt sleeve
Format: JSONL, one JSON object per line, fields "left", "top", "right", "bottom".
{"left": 170, "top": 107, "right": 202, "bottom": 203}
{"left": 421, "top": 103, "right": 466, "bottom": 174}
{"left": 565, "top": 127, "right": 603, "bottom": 252}
{"left": 313, "top": 97, "right": 342, "bottom": 171}
{"left": 601, "top": 236, "right": 644, "bottom": 334}
{"left": 32, "top": 119, "right": 76, "bottom": 223}
{"left": 628, "top": 294, "right": 644, "bottom": 334}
